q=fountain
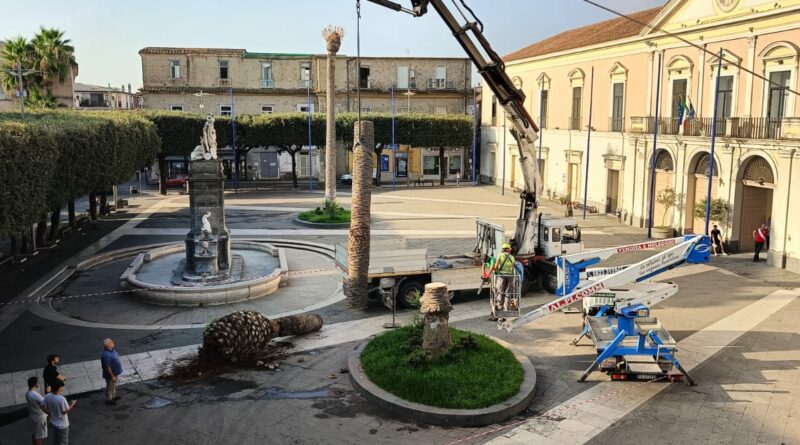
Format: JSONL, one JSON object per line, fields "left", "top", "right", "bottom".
{"left": 121, "top": 115, "right": 286, "bottom": 306}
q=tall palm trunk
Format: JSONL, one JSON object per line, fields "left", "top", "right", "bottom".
{"left": 347, "top": 121, "right": 374, "bottom": 309}
{"left": 322, "top": 26, "right": 343, "bottom": 202}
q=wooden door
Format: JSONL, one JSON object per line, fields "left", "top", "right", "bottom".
{"left": 738, "top": 186, "right": 772, "bottom": 251}
{"left": 606, "top": 169, "right": 620, "bottom": 213}
{"left": 652, "top": 171, "right": 674, "bottom": 227}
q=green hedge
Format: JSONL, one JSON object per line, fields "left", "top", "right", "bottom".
{"left": 0, "top": 111, "right": 161, "bottom": 237}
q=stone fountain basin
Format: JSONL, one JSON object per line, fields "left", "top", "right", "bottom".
{"left": 121, "top": 241, "right": 287, "bottom": 306}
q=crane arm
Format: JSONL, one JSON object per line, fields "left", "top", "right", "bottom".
{"left": 366, "top": 0, "right": 543, "bottom": 256}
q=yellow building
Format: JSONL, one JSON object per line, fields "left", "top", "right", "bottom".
{"left": 481, "top": 0, "right": 800, "bottom": 272}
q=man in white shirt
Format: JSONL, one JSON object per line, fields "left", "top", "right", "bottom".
{"left": 25, "top": 377, "right": 48, "bottom": 445}
{"left": 43, "top": 381, "right": 76, "bottom": 445}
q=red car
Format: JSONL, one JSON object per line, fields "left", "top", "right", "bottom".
{"left": 166, "top": 175, "right": 187, "bottom": 187}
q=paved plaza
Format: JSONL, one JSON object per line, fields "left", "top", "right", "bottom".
{"left": 0, "top": 185, "right": 799, "bottom": 444}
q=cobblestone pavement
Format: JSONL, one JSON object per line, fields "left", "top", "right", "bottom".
{"left": 0, "top": 185, "right": 798, "bottom": 444}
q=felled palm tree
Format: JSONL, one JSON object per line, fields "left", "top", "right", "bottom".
{"left": 322, "top": 26, "right": 344, "bottom": 202}
{"left": 347, "top": 121, "right": 374, "bottom": 309}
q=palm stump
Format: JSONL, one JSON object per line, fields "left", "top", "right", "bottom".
{"left": 420, "top": 283, "right": 453, "bottom": 358}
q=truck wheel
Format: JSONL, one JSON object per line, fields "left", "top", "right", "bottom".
{"left": 397, "top": 280, "right": 425, "bottom": 308}
{"left": 447, "top": 290, "right": 457, "bottom": 302}
{"left": 542, "top": 273, "right": 558, "bottom": 294}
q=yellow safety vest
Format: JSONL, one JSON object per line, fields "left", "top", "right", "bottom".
{"left": 496, "top": 252, "right": 515, "bottom": 274}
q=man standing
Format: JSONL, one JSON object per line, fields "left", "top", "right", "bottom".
{"left": 43, "top": 382, "right": 75, "bottom": 445}
{"left": 753, "top": 224, "right": 768, "bottom": 262}
{"left": 43, "top": 355, "right": 65, "bottom": 394}
{"left": 710, "top": 224, "right": 727, "bottom": 256}
{"left": 100, "top": 338, "right": 123, "bottom": 405}
{"left": 491, "top": 243, "right": 516, "bottom": 309}
{"left": 25, "top": 377, "right": 48, "bottom": 445}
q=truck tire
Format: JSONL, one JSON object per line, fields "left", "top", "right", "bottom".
{"left": 397, "top": 279, "right": 425, "bottom": 308}
{"left": 542, "top": 273, "right": 558, "bottom": 294}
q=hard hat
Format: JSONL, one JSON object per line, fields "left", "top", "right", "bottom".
{"left": 502, "top": 243, "right": 511, "bottom": 250}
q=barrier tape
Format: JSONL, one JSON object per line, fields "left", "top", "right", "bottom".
{"left": 0, "top": 268, "right": 335, "bottom": 306}
{"left": 442, "top": 375, "right": 668, "bottom": 445}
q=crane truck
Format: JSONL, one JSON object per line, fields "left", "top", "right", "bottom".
{"left": 365, "top": 0, "right": 712, "bottom": 384}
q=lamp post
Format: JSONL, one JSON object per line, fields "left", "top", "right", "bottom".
{"left": 192, "top": 90, "right": 212, "bottom": 114}
{"left": 2, "top": 63, "right": 38, "bottom": 114}
{"left": 403, "top": 89, "right": 415, "bottom": 113}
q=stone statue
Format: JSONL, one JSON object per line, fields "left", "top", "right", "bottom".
{"left": 191, "top": 114, "right": 218, "bottom": 161}
{"left": 201, "top": 212, "right": 213, "bottom": 237}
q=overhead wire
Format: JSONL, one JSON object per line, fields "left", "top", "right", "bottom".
{"left": 581, "top": 0, "right": 800, "bottom": 97}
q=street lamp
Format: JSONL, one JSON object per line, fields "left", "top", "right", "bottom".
{"left": 403, "top": 89, "right": 415, "bottom": 113}
{"left": 192, "top": 90, "right": 212, "bottom": 113}
{"left": 2, "top": 63, "right": 39, "bottom": 114}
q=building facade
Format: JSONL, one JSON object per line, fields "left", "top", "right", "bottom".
{"left": 74, "top": 83, "right": 139, "bottom": 109}
{"left": 139, "top": 47, "right": 472, "bottom": 182}
{"left": 480, "top": 0, "right": 800, "bottom": 272}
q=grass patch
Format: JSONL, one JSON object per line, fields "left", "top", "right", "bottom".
{"left": 360, "top": 325, "right": 524, "bottom": 409}
{"left": 297, "top": 209, "right": 351, "bottom": 224}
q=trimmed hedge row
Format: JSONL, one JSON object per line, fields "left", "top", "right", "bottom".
{"left": 0, "top": 111, "right": 161, "bottom": 237}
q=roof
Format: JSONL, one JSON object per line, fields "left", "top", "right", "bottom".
{"left": 503, "top": 6, "right": 664, "bottom": 62}
{"left": 243, "top": 52, "right": 313, "bottom": 59}
{"left": 139, "top": 47, "right": 245, "bottom": 56}
{"left": 74, "top": 83, "right": 122, "bottom": 92}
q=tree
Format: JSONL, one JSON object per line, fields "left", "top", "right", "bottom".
{"left": 322, "top": 26, "right": 344, "bottom": 201}
{"left": 30, "top": 27, "right": 77, "bottom": 107}
{"left": 694, "top": 197, "right": 732, "bottom": 236}
{"left": 0, "top": 37, "right": 36, "bottom": 101}
{"left": 655, "top": 187, "right": 681, "bottom": 227}
{"left": 347, "top": 121, "right": 374, "bottom": 309}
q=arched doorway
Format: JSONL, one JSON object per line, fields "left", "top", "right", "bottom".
{"left": 649, "top": 149, "right": 675, "bottom": 227}
{"left": 684, "top": 153, "right": 719, "bottom": 234}
{"left": 737, "top": 156, "right": 775, "bottom": 251}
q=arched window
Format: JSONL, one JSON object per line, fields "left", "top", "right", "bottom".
{"left": 742, "top": 156, "right": 774, "bottom": 185}
{"left": 693, "top": 153, "right": 718, "bottom": 176}
{"left": 655, "top": 149, "right": 674, "bottom": 171}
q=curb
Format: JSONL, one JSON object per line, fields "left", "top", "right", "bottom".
{"left": 348, "top": 335, "right": 537, "bottom": 427}
{"left": 292, "top": 216, "right": 351, "bottom": 229}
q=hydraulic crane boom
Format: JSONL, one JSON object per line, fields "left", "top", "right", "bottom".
{"left": 366, "top": 0, "right": 543, "bottom": 257}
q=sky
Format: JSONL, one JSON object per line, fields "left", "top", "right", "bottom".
{"left": 0, "top": 0, "right": 665, "bottom": 90}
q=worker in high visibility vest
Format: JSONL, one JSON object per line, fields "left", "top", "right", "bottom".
{"left": 491, "top": 243, "right": 516, "bottom": 309}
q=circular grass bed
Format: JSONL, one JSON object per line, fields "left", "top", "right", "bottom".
{"left": 360, "top": 325, "right": 524, "bottom": 409}
{"left": 297, "top": 209, "right": 351, "bottom": 224}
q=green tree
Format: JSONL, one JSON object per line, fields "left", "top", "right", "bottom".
{"left": 0, "top": 37, "right": 36, "bottom": 100}
{"left": 655, "top": 187, "right": 680, "bottom": 227}
{"left": 694, "top": 197, "right": 731, "bottom": 237}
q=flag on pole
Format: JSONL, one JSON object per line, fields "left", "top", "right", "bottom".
{"left": 686, "top": 95, "right": 696, "bottom": 120}
{"left": 676, "top": 96, "right": 686, "bottom": 134}
{"left": 681, "top": 95, "right": 695, "bottom": 133}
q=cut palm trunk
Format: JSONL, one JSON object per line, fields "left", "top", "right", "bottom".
{"left": 420, "top": 282, "right": 453, "bottom": 358}
{"left": 346, "top": 120, "right": 374, "bottom": 309}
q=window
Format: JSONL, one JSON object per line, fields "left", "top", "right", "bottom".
{"left": 359, "top": 66, "right": 370, "bottom": 89}
{"left": 397, "top": 66, "right": 409, "bottom": 89}
{"left": 433, "top": 106, "right": 447, "bottom": 115}
{"left": 170, "top": 105, "right": 184, "bottom": 111}
{"left": 571, "top": 87, "right": 582, "bottom": 130}
{"left": 220, "top": 105, "right": 232, "bottom": 116}
{"left": 261, "top": 105, "right": 273, "bottom": 114}
{"left": 360, "top": 106, "right": 372, "bottom": 112}
{"left": 261, "top": 62, "right": 273, "bottom": 88}
{"left": 540, "top": 90, "right": 548, "bottom": 128}
{"left": 434, "top": 66, "right": 447, "bottom": 88}
{"left": 170, "top": 60, "right": 181, "bottom": 79}
{"left": 395, "top": 152, "right": 408, "bottom": 177}
{"left": 767, "top": 70, "right": 790, "bottom": 121}
{"left": 300, "top": 62, "right": 311, "bottom": 88}
{"left": 611, "top": 83, "right": 624, "bottom": 131}
{"left": 449, "top": 155, "right": 461, "bottom": 175}
{"left": 491, "top": 96, "right": 497, "bottom": 126}
{"left": 219, "top": 60, "right": 229, "bottom": 79}
{"left": 423, "top": 155, "right": 440, "bottom": 175}
{"left": 671, "top": 79, "right": 687, "bottom": 117}
{"left": 296, "top": 103, "right": 315, "bottom": 112}
{"left": 715, "top": 76, "right": 733, "bottom": 119}
{"left": 396, "top": 106, "right": 409, "bottom": 114}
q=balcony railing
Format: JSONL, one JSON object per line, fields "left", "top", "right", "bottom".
{"left": 609, "top": 117, "right": 625, "bottom": 132}
{"left": 80, "top": 100, "right": 109, "bottom": 108}
{"left": 630, "top": 116, "right": 785, "bottom": 140}
{"left": 569, "top": 116, "right": 581, "bottom": 130}
{"left": 427, "top": 78, "right": 455, "bottom": 90}
{"left": 260, "top": 79, "right": 273, "bottom": 88}
{"left": 299, "top": 79, "right": 311, "bottom": 89}
{"left": 217, "top": 78, "right": 231, "bottom": 87}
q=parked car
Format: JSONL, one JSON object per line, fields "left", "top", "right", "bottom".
{"left": 340, "top": 170, "right": 378, "bottom": 185}
{"left": 166, "top": 175, "right": 187, "bottom": 187}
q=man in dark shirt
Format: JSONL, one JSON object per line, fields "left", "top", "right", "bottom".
{"left": 710, "top": 225, "right": 727, "bottom": 256}
{"left": 43, "top": 354, "right": 65, "bottom": 394}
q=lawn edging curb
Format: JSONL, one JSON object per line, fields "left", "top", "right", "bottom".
{"left": 348, "top": 335, "right": 536, "bottom": 427}
{"left": 292, "top": 216, "right": 351, "bottom": 229}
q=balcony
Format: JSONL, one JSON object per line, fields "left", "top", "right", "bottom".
{"left": 427, "top": 78, "right": 455, "bottom": 90}
{"left": 260, "top": 79, "right": 273, "bottom": 88}
{"left": 299, "top": 79, "right": 311, "bottom": 89}
{"left": 217, "top": 78, "right": 231, "bottom": 87}
{"left": 79, "top": 99, "right": 110, "bottom": 108}
{"left": 629, "top": 116, "right": 787, "bottom": 140}
{"left": 609, "top": 117, "right": 625, "bottom": 132}
{"left": 569, "top": 116, "right": 581, "bottom": 130}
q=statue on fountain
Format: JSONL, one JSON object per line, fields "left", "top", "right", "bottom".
{"left": 190, "top": 114, "right": 218, "bottom": 161}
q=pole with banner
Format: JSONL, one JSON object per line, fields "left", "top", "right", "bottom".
{"left": 307, "top": 81, "right": 313, "bottom": 192}
{"left": 230, "top": 86, "right": 238, "bottom": 192}
{"left": 472, "top": 87, "right": 477, "bottom": 187}
{"left": 705, "top": 49, "right": 723, "bottom": 236}
{"left": 391, "top": 86, "right": 396, "bottom": 191}
{"left": 582, "top": 66, "right": 595, "bottom": 220}
{"left": 648, "top": 52, "right": 664, "bottom": 239}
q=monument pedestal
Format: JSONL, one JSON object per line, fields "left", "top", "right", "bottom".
{"left": 183, "top": 159, "right": 232, "bottom": 281}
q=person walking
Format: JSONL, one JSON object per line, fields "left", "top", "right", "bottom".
{"left": 43, "top": 354, "right": 65, "bottom": 394}
{"left": 25, "top": 377, "right": 48, "bottom": 445}
{"left": 100, "top": 338, "right": 123, "bottom": 405}
{"left": 753, "top": 224, "right": 768, "bottom": 262}
{"left": 43, "top": 382, "right": 75, "bottom": 445}
{"left": 710, "top": 224, "right": 727, "bottom": 256}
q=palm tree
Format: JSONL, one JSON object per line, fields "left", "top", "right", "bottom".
{"left": 346, "top": 120, "right": 374, "bottom": 309}
{"left": 31, "top": 27, "right": 77, "bottom": 89}
{"left": 322, "top": 26, "right": 344, "bottom": 202}
{"left": 0, "top": 37, "right": 35, "bottom": 98}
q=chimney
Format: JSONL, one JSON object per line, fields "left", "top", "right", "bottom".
{"left": 128, "top": 83, "right": 132, "bottom": 93}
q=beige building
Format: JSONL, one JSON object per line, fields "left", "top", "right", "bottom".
{"left": 139, "top": 47, "right": 472, "bottom": 182}
{"left": 74, "top": 83, "right": 139, "bottom": 109}
{"left": 481, "top": 0, "right": 800, "bottom": 273}
{"left": 0, "top": 41, "right": 78, "bottom": 111}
